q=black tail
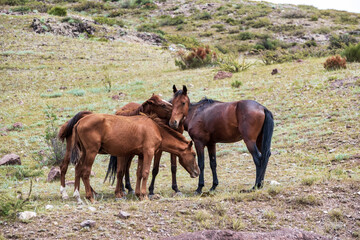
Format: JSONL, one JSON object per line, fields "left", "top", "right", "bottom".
{"left": 58, "top": 111, "right": 92, "bottom": 141}
{"left": 70, "top": 126, "right": 81, "bottom": 165}
{"left": 104, "top": 155, "right": 117, "bottom": 185}
{"left": 259, "top": 108, "right": 274, "bottom": 182}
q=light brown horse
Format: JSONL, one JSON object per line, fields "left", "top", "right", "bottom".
{"left": 58, "top": 94, "right": 172, "bottom": 200}
{"left": 169, "top": 85, "right": 274, "bottom": 194}
{"left": 70, "top": 114, "right": 199, "bottom": 202}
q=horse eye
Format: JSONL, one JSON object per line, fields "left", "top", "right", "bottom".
{"left": 162, "top": 104, "right": 166, "bottom": 108}
{"left": 182, "top": 102, "right": 185, "bottom": 106}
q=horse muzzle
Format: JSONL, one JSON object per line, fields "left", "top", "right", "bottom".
{"left": 190, "top": 167, "right": 200, "bottom": 178}
{"left": 169, "top": 120, "right": 179, "bottom": 129}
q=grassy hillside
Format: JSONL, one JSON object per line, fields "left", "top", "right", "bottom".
{"left": 1, "top": 1, "right": 360, "bottom": 239}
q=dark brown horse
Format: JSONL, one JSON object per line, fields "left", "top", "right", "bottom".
{"left": 58, "top": 94, "right": 172, "bottom": 200}
{"left": 70, "top": 114, "right": 199, "bottom": 202}
{"left": 169, "top": 85, "right": 274, "bottom": 194}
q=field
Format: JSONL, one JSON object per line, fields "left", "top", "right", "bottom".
{"left": 1, "top": 3, "right": 360, "bottom": 239}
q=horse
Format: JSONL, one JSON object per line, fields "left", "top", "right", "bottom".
{"left": 169, "top": 85, "right": 274, "bottom": 194}
{"left": 106, "top": 86, "right": 189, "bottom": 197}
{"left": 58, "top": 94, "right": 172, "bottom": 200}
{"left": 70, "top": 114, "right": 199, "bottom": 203}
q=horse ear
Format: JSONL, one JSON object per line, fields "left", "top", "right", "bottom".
{"left": 173, "top": 85, "right": 177, "bottom": 93}
{"left": 182, "top": 85, "right": 187, "bottom": 95}
{"left": 147, "top": 99, "right": 154, "bottom": 105}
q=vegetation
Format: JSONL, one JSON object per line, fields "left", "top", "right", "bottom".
{"left": 175, "top": 46, "right": 217, "bottom": 70}
{"left": 323, "top": 55, "right": 347, "bottom": 70}
{"left": 48, "top": 6, "right": 67, "bottom": 16}
{"left": 342, "top": 42, "right": 360, "bottom": 62}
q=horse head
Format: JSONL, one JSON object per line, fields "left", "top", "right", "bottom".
{"left": 143, "top": 94, "right": 173, "bottom": 120}
{"left": 178, "top": 141, "right": 199, "bottom": 178}
{"left": 169, "top": 85, "right": 190, "bottom": 129}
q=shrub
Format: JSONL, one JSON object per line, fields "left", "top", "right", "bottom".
{"left": 67, "top": 89, "right": 85, "bottom": 96}
{"left": 323, "top": 55, "right": 346, "bottom": 71}
{"left": 309, "top": 15, "right": 318, "bottom": 21}
{"left": 93, "top": 16, "right": 124, "bottom": 27}
{"left": 159, "top": 15, "right": 185, "bottom": 26}
{"left": 312, "top": 27, "right": 331, "bottom": 34}
{"left": 165, "top": 34, "right": 199, "bottom": 49}
{"left": 342, "top": 42, "right": 360, "bottom": 62}
{"left": 211, "top": 24, "right": 225, "bottom": 32}
{"left": 234, "top": 31, "right": 254, "bottom": 40}
{"left": 303, "top": 39, "right": 317, "bottom": 48}
{"left": 26, "top": 1, "right": 49, "bottom": 13}
{"left": 137, "top": 23, "right": 164, "bottom": 35}
{"left": 282, "top": 10, "right": 307, "bottom": 19}
{"left": 269, "top": 24, "right": 303, "bottom": 33}
{"left": 194, "top": 11, "right": 211, "bottom": 20}
{"left": 231, "top": 80, "right": 242, "bottom": 88}
{"left": 43, "top": 106, "right": 66, "bottom": 166}
{"left": 73, "top": 1, "right": 106, "bottom": 12}
{"left": 48, "top": 6, "right": 67, "bottom": 16}
{"left": 61, "top": 17, "right": 83, "bottom": 24}
{"left": 254, "top": 37, "right": 279, "bottom": 50}
{"left": 11, "top": 5, "right": 30, "bottom": 12}
{"left": 248, "top": 17, "right": 271, "bottom": 28}
{"left": 0, "top": 0, "right": 27, "bottom": 6}
{"left": 175, "top": 46, "right": 217, "bottom": 70}
{"left": 329, "top": 34, "right": 356, "bottom": 49}
{"left": 218, "top": 54, "right": 252, "bottom": 73}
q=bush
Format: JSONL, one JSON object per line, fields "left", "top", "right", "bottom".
{"left": 211, "top": 24, "right": 225, "bottom": 32}
{"left": 48, "top": 6, "right": 67, "bottom": 16}
{"left": 194, "top": 11, "right": 211, "bottom": 20}
{"left": 26, "top": 1, "right": 49, "bottom": 13}
{"left": 159, "top": 15, "right": 185, "bottom": 26}
{"left": 218, "top": 54, "right": 252, "bottom": 73}
{"left": 165, "top": 34, "right": 199, "bottom": 49}
{"left": 324, "top": 55, "right": 346, "bottom": 70}
{"left": 11, "top": 5, "right": 30, "bottom": 12}
{"left": 137, "top": 23, "right": 164, "bottom": 35}
{"left": 175, "top": 46, "right": 217, "bottom": 70}
{"left": 61, "top": 17, "right": 83, "bottom": 24}
{"left": 93, "top": 16, "right": 124, "bottom": 27}
{"left": 248, "top": 17, "right": 271, "bottom": 28}
{"left": 42, "top": 106, "right": 66, "bottom": 166}
{"left": 0, "top": 0, "right": 27, "bottom": 6}
{"left": 73, "top": 1, "right": 106, "bottom": 12}
{"left": 234, "top": 31, "right": 254, "bottom": 40}
{"left": 342, "top": 43, "right": 360, "bottom": 62}
{"left": 231, "top": 80, "right": 242, "bottom": 88}
{"left": 282, "top": 10, "right": 307, "bottom": 19}
{"left": 329, "top": 34, "right": 357, "bottom": 49}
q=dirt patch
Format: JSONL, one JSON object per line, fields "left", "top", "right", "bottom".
{"left": 166, "top": 228, "right": 331, "bottom": 240}
{"left": 330, "top": 76, "right": 360, "bottom": 89}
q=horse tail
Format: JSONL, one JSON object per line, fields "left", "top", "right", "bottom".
{"left": 58, "top": 111, "right": 92, "bottom": 142}
{"left": 104, "top": 156, "right": 117, "bottom": 185}
{"left": 70, "top": 125, "right": 82, "bottom": 165}
{"left": 260, "top": 108, "right": 274, "bottom": 163}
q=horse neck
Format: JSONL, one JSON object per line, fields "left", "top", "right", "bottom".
{"left": 183, "top": 104, "right": 197, "bottom": 131}
{"left": 158, "top": 126, "right": 188, "bottom": 155}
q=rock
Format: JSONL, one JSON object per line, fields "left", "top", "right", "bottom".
{"left": 47, "top": 166, "right": 61, "bottom": 182}
{"left": 135, "top": 32, "right": 165, "bottom": 46}
{"left": 111, "top": 95, "right": 120, "bottom": 100}
{"left": 165, "top": 228, "right": 331, "bottom": 240}
{"left": 90, "top": 171, "right": 95, "bottom": 177}
{"left": 88, "top": 206, "right": 96, "bottom": 212}
{"left": 0, "top": 154, "right": 21, "bottom": 166}
{"left": 45, "top": 205, "right": 54, "bottom": 210}
{"left": 214, "top": 71, "right": 233, "bottom": 80}
{"left": 118, "top": 210, "right": 131, "bottom": 219}
{"left": 59, "top": 86, "right": 67, "bottom": 90}
{"left": 18, "top": 211, "right": 37, "bottom": 220}
{"left": 270, "top": 180, "right": 280, "bottom": 185}
{"left": 80, "top": 220, "right": 96, "bottom": 228}
{"left": 271, "top": 68, "right": 279, "bottom": 75}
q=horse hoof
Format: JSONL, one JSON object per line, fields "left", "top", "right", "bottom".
{"left": 128, "top": 190, "right": 135, "bottom": 195}
{"left": 149, "top": 194, "right": 161, "bottom": 200}
{"left": 194, "top": 190, "right": 202, "bottom": 195}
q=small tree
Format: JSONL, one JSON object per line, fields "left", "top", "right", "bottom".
{"left": 323, "top": 55, "right": 346, "bottom": 71}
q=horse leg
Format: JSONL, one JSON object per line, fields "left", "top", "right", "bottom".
{"left": 194, "top": 141, "right": 205, "bottom": 194}
{"left": 244, "top": 139, "right": 262, "bottom": 190}
{"left": 124, "top": 155, "right": 134, "bottom": 194}
{"left": 115, "top": 156, "right": 126, "bottom": 199}
{"left": 171, "top": 153, "right": 181, "bottom": 194}
{"left": 73, "top": 162, "right": 83, "bottom": 204}
{"left": 80, "top": 152, "right": 97, "bottom": 203}
{"left": 135, "top": 156, "right": 144, "bottom": 199}
{"left": 207, "top": 143, "right": 218, "bottom": 192}
{"left": 60, "top": 141, "right": 71, "bottom": 200}
{"left": 148, "top": 151, "right": 162, "bottom": 196}
{"left": 139, "top": 151, "right": 153, "bottom": 200}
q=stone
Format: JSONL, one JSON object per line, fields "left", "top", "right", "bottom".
{"left": 271, "top": 68, "right": 279, "bottom": 75}
{"left": 214, "top": 71, "right": 233, "bottom": 80}
{"left": 45, "top": 205, "right": 54, "bottom": 210}
{"left": 0, "top": 154, "right": 21, "bottom": 166}
{"left": 88, "top": 206, "right": 96, "bottom": 212}
{"left": 270, "top": 180, "right": 280, "bottom": 185}
{"left": 118, "top": 210, "right": 131, "bottom": 219}
{"left": 80, "top": 220, "right": 96, "bottom": 228}
{"left": 47, "top": 166, "right": 61, "bottom": 182}
{"left": 111, "top": 95, "right": 120, "bottom": 100}
{"left": 18, "top": 211, "right": 37, "bottom": 220}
